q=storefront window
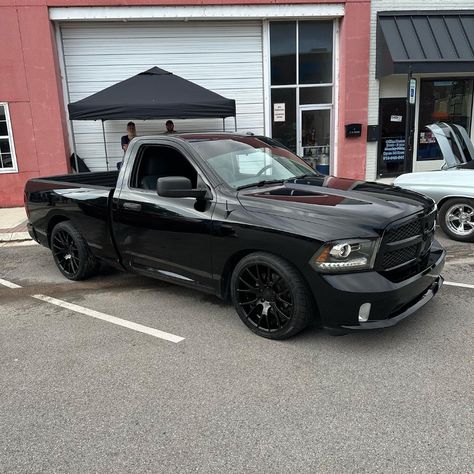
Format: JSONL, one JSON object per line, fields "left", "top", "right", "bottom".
{"left": 298, "top": 21, "right": 333, "bottom": 84}
{"left": 270, "top": 22, "right": 296, "bottom": 86}
{"left": 418, "top": 79, "right": 473, "bottom": 160}
{"left": 271, "top": 88, "right": 296, "bottom": 151}
{"left": 300, "top": 87, "right": 332, "bottom": 105}
{"left": 0, "top": 104, "right": 17, "bottom": 173}
{"left": 269, "top": 20, "right": 334, "bottom": 163}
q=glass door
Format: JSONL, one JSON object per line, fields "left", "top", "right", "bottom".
{"left": 298, "top": 107, "right": 331, "bottom": 174}
{"left": 377, "top": 98, "right": 410, "bottom": 177}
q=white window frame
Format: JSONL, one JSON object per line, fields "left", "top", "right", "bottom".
{"left": 266, "top": 19, "right": 338, "bottom": 172}
{"left": 0, "top": 103, "right": 18, "bottom": 174}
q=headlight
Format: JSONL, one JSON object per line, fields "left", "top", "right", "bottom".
{"left": 311, "top": 239, "right": 379, "bottom": 273}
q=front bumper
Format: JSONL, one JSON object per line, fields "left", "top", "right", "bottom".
{"left": 309, "top": 241, "right": 446, "bottom": 331}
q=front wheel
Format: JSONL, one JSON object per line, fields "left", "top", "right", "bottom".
{"left": 439, "top": 198, "right": 474, "bottom": 242}
{"left": 230, "top": 252, "right": 313, "bottom": 339}
{"left": 50, "top": 221, "right": 100, "bottom": 280}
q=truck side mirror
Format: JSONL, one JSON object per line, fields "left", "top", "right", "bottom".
{"left": 157, "top": 176, "right": 209, "bottom": 199}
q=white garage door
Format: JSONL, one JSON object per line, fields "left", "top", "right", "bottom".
{"left": 59, "top": 21, "right": 264, "bottom": 171}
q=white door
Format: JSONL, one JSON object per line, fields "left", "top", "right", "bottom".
{"left": 59, "top": 20, "right": 264, "bottom": 171}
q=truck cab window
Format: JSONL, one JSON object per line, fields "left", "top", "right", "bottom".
{"left": 132, "top": 145, "right": 198, "bottom": 190}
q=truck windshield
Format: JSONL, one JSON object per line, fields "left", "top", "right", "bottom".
{"left": 191, "top": 137, "right": 316, "bottom": 189}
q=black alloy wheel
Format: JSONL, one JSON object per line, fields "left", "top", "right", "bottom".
{"left": 50, "top": 221, "right": 99, "bottom": 280}
{"left": 231, "top": 252, "right": 313, "bottom": 339}
{"left": 52, "top": 229, "right": 80, "bottom": 277}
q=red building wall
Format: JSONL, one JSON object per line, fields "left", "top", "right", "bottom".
{"left": 0, "top": 5, "right": 70, "bottom": 207}
{"left": 0, "top": 0, "right": 370, "bottom": 207}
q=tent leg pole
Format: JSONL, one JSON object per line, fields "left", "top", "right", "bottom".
{"left": 223, "top": 118, "right": 225, "bottom": 132}
{"left": 234, "top": 116, "right": 237, "bottom": 132}
{"left": 102, "top": 120, "right": 109, "bottom": 171}
{"left": 70, "top": 120, "right": 79, "bottom": 173}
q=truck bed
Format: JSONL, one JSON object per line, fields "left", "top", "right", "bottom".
{"left": 25, "top": 171, "right": 120, "bottom": 265}
{"left": 34, "top": 171, "right": 119, "bottom": 188}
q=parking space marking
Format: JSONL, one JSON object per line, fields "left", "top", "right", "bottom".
{"left": 32, "top": 294, "right": 185, "bottom": 343}
{"left": 0, "top": 278, "right": 22, "bottom": 289}
{"left": 444, "top": 281, "right": 474, "bottom": 290}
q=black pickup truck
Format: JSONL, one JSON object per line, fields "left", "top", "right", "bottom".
{"left": 25, "top": 133, "right": 445, "bottom": 339}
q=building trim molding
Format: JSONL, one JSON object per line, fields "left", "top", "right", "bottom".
{"left": 49, "top": 4, "right": 345, "bottom": 22}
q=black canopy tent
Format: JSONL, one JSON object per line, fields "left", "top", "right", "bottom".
{"left": 68, "top": 67, "right": 237, "bottom": 170}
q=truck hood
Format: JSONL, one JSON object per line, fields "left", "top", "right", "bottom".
{"left": 426, "top": 122, "right": 474, "bottom": 168}
{"left": 237, "top": 176, "right": 434, "bottom": 240}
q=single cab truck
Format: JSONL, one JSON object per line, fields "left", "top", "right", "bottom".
{"left": 25, "top": 134, "right": 445, "bottom": 339}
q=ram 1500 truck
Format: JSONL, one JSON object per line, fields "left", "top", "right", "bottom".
{"left": 25, "top": 133, "right": 445, "bottom": 339}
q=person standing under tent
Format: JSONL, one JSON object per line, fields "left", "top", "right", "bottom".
{"left": 118, "top": 122, "right": 137, "bottom": 170}
{"left": 165, "top": 120, "right": 176, "bottom": 134}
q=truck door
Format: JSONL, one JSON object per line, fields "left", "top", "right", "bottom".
{"left": 113, "top": 141, "right": 216, "bottom": 293}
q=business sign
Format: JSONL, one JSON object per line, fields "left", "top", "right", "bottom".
{"left": 273, "top": 103, "right": 285, "bottom": 122}
{"left": 383, "top": 138, "right": 405, "bottom": 161}
{"left": 409, "top": 79, "right": 417, "bottom": 105}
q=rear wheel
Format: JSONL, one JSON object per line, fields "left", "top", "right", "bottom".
{"left": 50, "top": 221, "right": 100, "bottom": 280}
{"left": 230, "top": 252, "right": 313, "bottom": 339}
{"left": 439, "top": 198, "right": 474, "bottom": 242}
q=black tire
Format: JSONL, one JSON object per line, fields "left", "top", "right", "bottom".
{"left": 438, "top": 198, "right": 474, "bottom": 242}
{"left": 50, "top": 221, "right": 100, "bottom": 280}
{"left": 230, "top": 252, "right": 313, "bottom": 339}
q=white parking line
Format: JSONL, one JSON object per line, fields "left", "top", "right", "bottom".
{"left": 32, "top": 294, "right": 184, "bottom": 343}
{"left": 0, "top": 278, "right": 22, "bottom": 289}
{"left": 444, "top": 281, "right": 474, "bottom": 290}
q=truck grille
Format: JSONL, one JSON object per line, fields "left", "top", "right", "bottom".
{"left": 385, "top": 220, "right": 422, "bottom": 243}
{"left": 382, "top": 245, "right": 418, "bottom": 269}
{"left": 378, "top": 209, "right": 436, "bottom": 272}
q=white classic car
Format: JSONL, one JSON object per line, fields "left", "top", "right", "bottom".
{"left": 394, "top": 123, "right": 474, "bottom": 242}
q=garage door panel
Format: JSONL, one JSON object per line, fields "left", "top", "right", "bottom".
{"left": 61, "top": 20, "right": 264, "bottom": 171}
{"left": 68, "top": 78, "right": 262, "bottom": 95}
{"left": 63, "top": 38, "right": 262, "bottom": 55}
{"left": 65, "top": 52, "right": 263, "bottom": 67}
{"left": 70, "top": 89, "right": 263, "bottom": 105}
{"left": 61, "top": 21, "right": 261, "bottom": 38}
{"left": 73, "top": 113, "right": 263, "bottom": 138}
{"left": 66, "top": 65, "right": 262, "bottom": 83}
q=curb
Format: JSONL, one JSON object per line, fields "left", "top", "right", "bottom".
{"left": 0, "top": 231, "right": 32, "bottom": 242}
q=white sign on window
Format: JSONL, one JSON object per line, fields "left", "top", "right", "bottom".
{"left": 390, "top": 115, "right": 402, "bottom": 122}
{"left": 273, "top": 103, "right": 285, "bottom": 122}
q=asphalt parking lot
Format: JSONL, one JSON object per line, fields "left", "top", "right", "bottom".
{"left": 1, "top": 231, "right": 473, "bottom": 473}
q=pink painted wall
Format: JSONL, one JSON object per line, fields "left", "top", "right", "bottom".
{"left": 0, "top": 0, "right": 371, "bottom": 207}
{"left": 337, "top": 1, "right": 371, "bottom": 179}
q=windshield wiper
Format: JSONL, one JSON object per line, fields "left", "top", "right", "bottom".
{"left": 236, "top": 179, "right": 286, "bottom": 191}
{"left": 292, "top": 173, "right": 317, "bottom": 179}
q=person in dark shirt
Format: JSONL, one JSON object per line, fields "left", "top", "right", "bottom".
{"left": 165, "top": 120, "right": 176, "bottom": 134}
{"left": 118, "top": 122, "right": 137, "bottom": 170}
{"left": 121, "top": 122, "right": 137, "bottom": 152}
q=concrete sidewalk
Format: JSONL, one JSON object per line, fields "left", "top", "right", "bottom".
{"left": 0, "top": 207, "right": 30, "bottom": 242}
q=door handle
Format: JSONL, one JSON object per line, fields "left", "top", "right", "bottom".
{"left": 123, "top": 202, "right": 142, "bottom": 211}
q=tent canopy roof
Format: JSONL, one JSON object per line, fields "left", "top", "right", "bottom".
{"left": 68, "top": 67, "right": 236, "bottom": 121}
